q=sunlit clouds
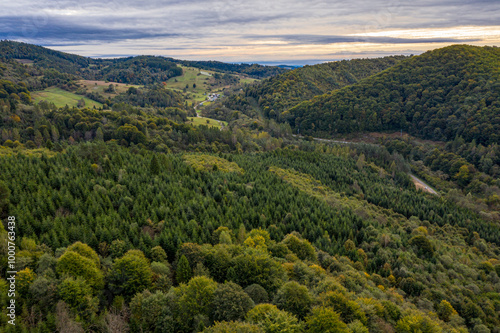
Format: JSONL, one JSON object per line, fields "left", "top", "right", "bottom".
{"left": 1, "top": 0, "right": 499, "bottom": 64}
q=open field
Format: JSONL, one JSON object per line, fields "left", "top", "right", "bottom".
{"left": 77, "top": 80, "right": 141, "bottom": 98}
{"left": 166, "top": 66, "right": 258, "bottom": 105}
{"left": 239, "top": 77, "right": 258, "bottom": 84}
{"left": 32, "top": 87, "right": 103, "bottom": 108}
{"left": 187, "top": 116, "right": 227, "bottom": 129}
{"left": 165, "top": 66, "right": 220, "bottom": 104}
{"left": 14, "top": 59, "right": 34, "bottom": 66}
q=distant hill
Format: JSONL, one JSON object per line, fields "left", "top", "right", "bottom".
{"left": 0, "top": 41, "right": 183, "bottom": 85}
{"left": 205, "top": 55, "right": 406, "bottom": 121}
{"left": 285, "top": 45, "right": 500, "bottom": 145}
{"left": 0, "top": 41, "right": 287, "bottom": 84}
{"left": 0, "top": 40, "right": 92, "bottom": 75}
{"left": 249, "top": 55, "right": 408, "bottom": 116}
{"left": 168, "top": 59, "right": 288, "bottom": 78}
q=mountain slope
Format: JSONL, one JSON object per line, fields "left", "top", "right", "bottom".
{"left": 206, "top": 55, "right": 407, "bottom": 121}
{"left": 0, "top": 40, "right": 93, "bottom": 75}
{"left": 0, "top": 41, "right": 287, "bottom": 82}
{"left": 285, "top": 45, "right": 500, "bottom": 145}
{"left": 247, "top": 55, "right": 407, "bottom": 116}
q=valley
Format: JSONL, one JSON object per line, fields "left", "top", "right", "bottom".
{"left": 0, "top": 40, "right": 499, "bottom": 333}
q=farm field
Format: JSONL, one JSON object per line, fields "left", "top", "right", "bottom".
{"left": 187, "top": 116, "right": 227, "bottom": 128}
{"left": 76, "top": 80, "right": 141, "bottom": 98}
{"left": 31, "top": 87, "right": 103, "bottom": 108}
{"left": 165, "top": 66, "right": 220, "bottom": 104}
{"left": 166, "top": 65, "right": 258, "bottom": 105}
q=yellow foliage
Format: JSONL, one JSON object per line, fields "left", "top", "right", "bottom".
{"left": 309, "top": 264, "right": 326, "bottom": 275}
{"left": 183, "top": 154, "right": 244, "bottom": 174}
{"left": 282, "top": 262, "right": 295, "bottom": 274}
{"left": 0, "top": 146, "right": 58, "bottom": 157}
{"left": 17, "top": 267, "right": 36, "bottom": 295}
{"left": 413, "top": 226, "right": 428, "bottom": 236}
{"left": 244, "top": 235, "right": 266, "bottom": 250}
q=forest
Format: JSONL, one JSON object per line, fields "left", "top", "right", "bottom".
{"left": 0, "top": 41, "right": 499, "bottom": 333}
{"left": 203, "top": 55, "right": 407, "bottom": 121}
{"left": 284, "top": 45, "right": 500, "bottom": 145}
{"left": 167, "top": 59, "right": 288, "bottom": 79}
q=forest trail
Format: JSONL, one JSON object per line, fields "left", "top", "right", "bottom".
{"left": 410, "top": 174, "right": 439, "bottom": 195}
{"left": 293, "top": 134, "right": 439, "bottom": 195}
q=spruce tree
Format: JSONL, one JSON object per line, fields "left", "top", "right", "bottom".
{"left": 150, "top": 155, "right": 160, "bottom": 175}
{"left": 176, "top": 255, "right": 192, "bottom": 284}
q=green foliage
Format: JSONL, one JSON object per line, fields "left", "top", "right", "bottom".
{"left": 66, "top": 241, "right": 100, "bottom": 266}
{"left": 173, "top": 58, "right": 287, "bottom": 79}
{"left": 151, "top": 245, "right": 168, "bottom": 263}
{"left": 108, "top": 250, "right": 152, "bottom": 299}
{"left": 2, "top": 41, "right": 500, "bottom": 333}
{"left": 203, "top": 321, "right": 264, "bottom": 333}
{"left": 176, "top": 255, "right": 192, "bottom": 284}
{"left": 229, "top": 252, "right": 286, "bottom": 293}
{"left": 246, "top": 303, "right": 302, "bottom": 333}
{"left": 130, "top": 290, "right": 174, "bottom": 333}
{"left": 398, "top": 278, "right": 424, "bottom": 297}
{"left": 244, "top": 284, "right": 269, "bottom": 304}
{"left": 58, "top": 277, "right": 98, "bottom": 317}
{"left": 150, "top": 155, "right": 160, "bottom": 175}
{"left": 110, "top": 240, "right": 127, "bottom": 259}
{"left": 436, "top": 300, "right": 456, "bottom": 322}
{"left": 56, "top": 250, "right": 104, "bottom": 290}
{"left": 319, "top": 291, "right": 367, "bottom": 324}
{"left": 183, "top": 154, "right": 244, "bottom": 174}
{"left": 286, "top": 45, "right": 500, "bottom": 145}
{"left": 0, "top": 180, "right": 10, "bottom": 217}
{"left": 347, "top": 320, "right": 369, "bottom": 333}
{"left": 233, "top": 55, "right": 407, "bottom": 120}
{"left": 212, "top": 282, "right": 255, "bottom": 322}
{"left": 305, "top": 306, "right": 349, "bottom": 333}
{"left": 409, "top": 235, "right": 434, "bottom": 258}
{"left": 282, "top": 234, "right": 316, "bottom": 262}
{"left": 174, "top": 276, "right": 218, "bottom": 332}
{"left": 395, "top": 313, "right": 442, "bottom": 333}
{"left": 274, "top": 281, "right": 313, "bottom": 319}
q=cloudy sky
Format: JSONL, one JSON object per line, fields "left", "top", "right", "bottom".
{"left": 1, "top": 0, "right": 499, "bottom": 65}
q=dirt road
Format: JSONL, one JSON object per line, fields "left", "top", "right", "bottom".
{"left": 410, "top": 174, "right": 438, "bottom": 195}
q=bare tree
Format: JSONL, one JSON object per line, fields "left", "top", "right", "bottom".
{"left": 55, "top": 301, "right": 84, "bottom": 333}
{"left": 105, "top": 307, "right": 130, "bottom": 333}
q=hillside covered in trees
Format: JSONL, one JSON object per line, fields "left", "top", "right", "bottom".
{"left": 203, "top": 56, "right": 406, "bottom": 121}
{"left": 0, "top": 41, "right": 499, "bottom": 333}
{"left": 168, "top": 59, "right": 289, "bottom": 78}
{"left": 0, "top": 41, "right": 286, "bottom": 83}
{"left": 247, "top": 55, "right": 408, "bottom": 117}
{"left": 284, "top": 45, "right": 500, "bottom": 145}
{"left": 1, "top": 145, "right": 500, "bottom": 332}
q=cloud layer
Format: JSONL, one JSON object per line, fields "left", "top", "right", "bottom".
{"left": 1, "top": 0, "right": 499, "bottom": 63}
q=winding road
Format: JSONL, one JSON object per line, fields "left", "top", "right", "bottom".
{"left": 292, "top": 134, "right": 439, "bottom": 195}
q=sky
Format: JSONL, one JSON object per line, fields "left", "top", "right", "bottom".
{"left": 1, "top": 0, "right": 499, "bottom": 65}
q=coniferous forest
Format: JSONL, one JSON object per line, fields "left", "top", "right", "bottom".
{"left": 0, "top": 41, "right": 499, "bottom": 333}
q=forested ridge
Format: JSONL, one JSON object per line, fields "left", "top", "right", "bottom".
{"left": 247, "top": 55, "right": 407, "bottom": 117}
{"left": 0, "top": 41, "right": 285, "bottom": 83}
{"left": 203, "top": 56, "right": 406, "bottom": 121}
{"left": 285, "top": 45, "right": 500, "bottom": 145}
{"left": 1, "top": 144, "right": 500, "bottom": 332}
{"left": 0, "top": 41, "right": 499, "bottom": 333}
{"left": 167, "top": 59, "right": 288, "bottom": 78}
